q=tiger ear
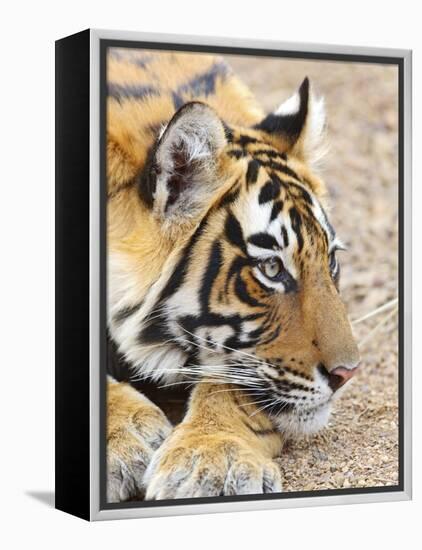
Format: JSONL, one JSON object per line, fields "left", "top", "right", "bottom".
{"left": 146, "top": 101, "right": 227, "bottom": 229}
{"left": 256, "top": 78, "right": 327, "bottom": 167}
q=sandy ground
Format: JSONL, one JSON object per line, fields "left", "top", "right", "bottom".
{"left": 225, "top": 55, "right": 399, "bottom": 490}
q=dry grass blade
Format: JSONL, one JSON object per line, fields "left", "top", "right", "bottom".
{"left": 358, "top": 306, "right": 398, "bottom": 349}
{"left": 352, "top": 297, "right": 398, "bottom": 325}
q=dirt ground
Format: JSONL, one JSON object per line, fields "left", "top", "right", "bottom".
{"left": 226, "top": 54, "right": 400, "bottom": 491}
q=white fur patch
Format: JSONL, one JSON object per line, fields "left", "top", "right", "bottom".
{"left": 275, "top": 90, "right": 301, "bottom": 116}
{"left": 273, "top": 403, "right": 332, "bottom": 438}
{"left": 301, "top": 91, "right": 328, "bottom": 169}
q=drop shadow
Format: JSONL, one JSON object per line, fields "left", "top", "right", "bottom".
{"left": 26, "top": 491, "right": 55, "bottom": 508}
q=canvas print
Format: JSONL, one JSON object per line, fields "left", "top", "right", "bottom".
{"left": 105, "top": 47, "right": 399, "bottom": 503}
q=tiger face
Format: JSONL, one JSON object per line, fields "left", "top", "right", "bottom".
{"left": 109, "top": 78, "right": 360, "bottom": 437}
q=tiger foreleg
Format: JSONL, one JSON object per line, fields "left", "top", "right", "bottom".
{"left": 107, "top": 377, "right": 172, "bottom": 502}
{"left": 144, "top": 381, "right": 284, "bottom": 499}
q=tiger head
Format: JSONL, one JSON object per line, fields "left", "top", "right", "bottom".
{"left": 110, "top": 78, "right": 360, "bottom": 437}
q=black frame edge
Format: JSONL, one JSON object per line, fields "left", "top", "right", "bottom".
{"left": 55, "top": 28, "right": 91, "bottom": 521}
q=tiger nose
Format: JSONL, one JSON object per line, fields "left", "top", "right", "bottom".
{"left": 328, "top": 366, "right": 359, "bottom": 392}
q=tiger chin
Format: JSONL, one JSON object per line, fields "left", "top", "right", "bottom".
{"left": 106, "top": 50, "right": 360, "bottom": 502}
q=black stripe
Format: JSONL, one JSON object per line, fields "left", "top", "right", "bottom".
{"left": 132, "top": 54, "right": 154, "bottom": 69}
{"left": 277, "top": 175, "right": 314, "bottom": 205}
{"left": 248, "top": 233, "right": 280, "bottom": 250}
{"left": 138, "top": 143, "right": 158, "bottom": 208}
{"left": 199, "top": 241, "right": 223, "bottom": 311}
{"left": 243, "top": 421, "right": 279, "bottom": 437}
{"left": 225, "top": 255, "right": 249, "bottom": 293}
{"left": 259, "top": 325, "right": 281, "bottom": 346}
{"left": 258, "top": 179, "right": 281, "bottom": 204}
{"left": 305, "top": 203, "right": 329, "bottom": 247}
{"left": 172, "top": 61, "right": 229, "bottom": 109}
{"left": 289, "top": 207, "right": 304, "bottom": 253}
{"left": 160, "top": 218, "right": 209, "bottom": 302}
{"left": 108, "top": 83, "right": 159, "bottom": 102}
{"left": 227, "top": 149, "right": 246, "bottom": 159}
{"left": 248, "top": 326, "right": 266, "bottom": 340}
{"left": 253, "top": 149, "right": 287, "bottom": 161}
{"left": 139, "top": 317, "right": 171, "bottom": 344}
{"left": 273, "top": 162, "right": 301, "bottom": 182}
{"left": 234, "top": 274, "right": 265, "bottom": 308}
{"left": 139, "top": 226, "right": 216, "bottom": 346}
{"left": 283, "top": 365, "right": 313, "bottom": 382}
{"left": 237, "top": 134, "right": 260, "bottom": 146}
{"left": 178, "top": 311, "right": 265, "bottom": 337}
{"left": 172, "top": 92, "right": 184, "bottom": 110}
{"left": 177, "top": 61, "right": 229, "bottom": 98}
{"left": 291, "top": 181, "right": 313, "bottom": 204}
{"left": 275, "top": 379, "right": 310, "bottom": 393}
{"left": 224, "top": 334, "right": 261, "bottom": 350}
{"left": 246, "top": 159, "right": 260, "bottom": 187}
{"left": 259, "top": 159, "right": 300, "bottom": 181}
{"left": 225, "top": 213, "right": 247, "bottom": 255}
{"left": 250, "top": 272, "right": 274, "bottom": 293}
{"left": 222, "top": 123, "right": 234, "bottom": 142}
{"left": 281, "top": 225, "right": 289, "bottom": 248}
{"left": 219, "top": 185, "right": 240, "bottom": 207}
{"left": 270, "top": 200, "right": 283, "bottom": 221}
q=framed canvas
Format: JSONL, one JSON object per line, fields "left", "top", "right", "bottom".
{"left": 55, "top": 29, "right": 412, "bottom": 521}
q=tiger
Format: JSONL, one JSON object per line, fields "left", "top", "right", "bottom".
{"left": 106, "top": 48, "right": 360, "bottom": 502}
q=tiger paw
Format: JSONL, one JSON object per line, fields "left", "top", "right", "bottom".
{"left": 144, "top": 425, "right": 282, "bottom": 499}
{"left": 107, "top": 379, "right": 172, "bottom": 502}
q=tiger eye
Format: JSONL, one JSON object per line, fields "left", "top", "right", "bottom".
{"left": 260, "top": 257, "right": 284, "bottom": 280}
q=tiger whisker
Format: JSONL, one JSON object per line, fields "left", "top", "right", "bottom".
{"left": 157, "top": 378, "right": 258, "bottom": 390}
{"left": 191, "top": 370, "right": 264, "bottom": 387}
{"left": 142, "top": 303, "right": 179, "bottom": 322}
{"left": 135, "top": 365, "right": 260, "bottom": 381}
{"left": 174, "top": 332, "right": 282, "bottom": 375}
{"left": 128, "top": 336, "right": 180, "bottom": 352}
{"left": 132, "top": 364, "right": 264, "bottom": 388}
{"left": 175, "top": 326, "right": 272, "bottom": 367}
{"left": 138, "top": 304, "right": 172, "bottom": 322}
{"left": 242, "top": 397, "right": 275, "bottom": 409}
{"left": 208, "top": 387, "right": 263, "bottom": 397}
{"left": 196, "top": 366, "right": 264, "bottom": 378}
{"left": 156, "top": 379, "right": 211, "bottom": 389}
{"left": 193, "top": 365, "right": 265, "bottom": 376}
{"left": 142, "top": 313, "right": 167, "bottom": 324}
{"left": 249, "top": 399, "right": 280, "bottom": 418}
